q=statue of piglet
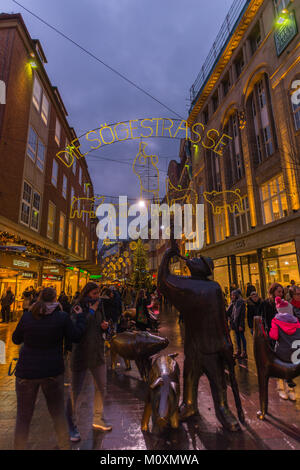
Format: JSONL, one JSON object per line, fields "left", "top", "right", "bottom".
{"left": 110, "top": 331, "right": 169, "bottom": 381}
{"left": 141, "top": 353, "right": 180, "bottom": 433}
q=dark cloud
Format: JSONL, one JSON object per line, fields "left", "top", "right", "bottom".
{"left": 3, "top": 0, "right": 233, "bottom": 198}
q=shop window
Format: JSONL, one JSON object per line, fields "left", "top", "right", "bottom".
{"left": 260, "top": 174, "right": 288, "bottom": 224}
{"left": 59, "top": 213, "right": 66, "bottom": 246}
{"left": 62, "top": 174, "right": 68, "bottom": 199}
{"left": 32, "top": 76, "right": 42, "bottom": 111}
{"left": 51, "top": 160, "right": 58, "bottom": 187}
{"left": 263, "top": 241, "right": 300, "bottom": 287}
{"left": 68, "top": 221, "right": 73, "bottom": 250}
{"left": 291, "top": 85, "right": 300, "bottom": 131}
{"left": 55, "top": 119, "right": 61, "bottom": 146}
{"left": 47, "top": 202, "right": 56, "bottom": 240}
{"left": 233, "top": 196, "right": 251, "bottom": 235}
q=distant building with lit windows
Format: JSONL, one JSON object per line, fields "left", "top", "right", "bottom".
{"left": 186, "top": 0, "right": 300, "bottom": 298}
{"left": 0, "top": 13, "right": 98, "bottom": 307}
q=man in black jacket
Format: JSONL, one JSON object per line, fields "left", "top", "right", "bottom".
{"left": 227, "top": 289, "right": 247, "bottom": 358}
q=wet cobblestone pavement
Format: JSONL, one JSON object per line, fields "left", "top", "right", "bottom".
{"left": 1, "top": 306, "right": 300, "bottom": 450}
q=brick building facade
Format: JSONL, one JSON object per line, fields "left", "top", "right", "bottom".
{"left": 0, "top": 13, "right": 98, "bottom": 305}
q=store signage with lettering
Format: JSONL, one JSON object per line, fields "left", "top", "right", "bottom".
{"left": 21, "top": 272, "right": 37, "bottom": 279}
{"left": 13, "top": 259, "right": 30, "bottom": 268}
{"left": 42, "top": 274, "right": 63, "bottom": 281}
{"left": 274, "top": 11, "right": 298, "bottom": 56}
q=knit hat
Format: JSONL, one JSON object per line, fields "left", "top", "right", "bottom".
{"left": 275, "top": 297, "right": 294, "bottom": 316}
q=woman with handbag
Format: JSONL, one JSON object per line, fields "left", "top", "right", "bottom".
{"left": 12, "top": 287, "right": 86, "bottom": 450}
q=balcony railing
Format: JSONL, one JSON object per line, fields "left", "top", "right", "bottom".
{"left": 190, "top": 0, "right": 251, "bottom": 105}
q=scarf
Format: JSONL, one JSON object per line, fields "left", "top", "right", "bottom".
{"left": 45, "top": 302, "right": 59, "bottom": 315}
{"left": 291, "top": 298, "right": 300, "bottom": 309}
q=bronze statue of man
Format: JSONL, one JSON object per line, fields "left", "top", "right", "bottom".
{"left": 158, "top": 245, "right": 244, "bottom": 431}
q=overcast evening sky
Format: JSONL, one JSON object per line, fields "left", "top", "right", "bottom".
{"left": 2, "top": 0, "right": 234, "bottom": 199}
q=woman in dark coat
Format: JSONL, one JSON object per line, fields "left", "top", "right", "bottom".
{"left": 259, "top": 283, "right": 284, "bottom": 334}
{"left": 247, "top": 291, "right": 262, "bottom": 335}
{"left": 12, "top": 287, "right": 86, "bottom": 450}
{"left": 66, "top": 282, "right": 111, "bottom": 443}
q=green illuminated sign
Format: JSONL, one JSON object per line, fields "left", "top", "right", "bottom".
{"left": 90, "top": 275, "right": 102, "bottom": 279}
{"left": 274, "top": 11, "right": 298, "bottom": 56}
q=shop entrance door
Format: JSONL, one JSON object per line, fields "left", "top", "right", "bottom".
{"left": 236, "top": 252, "right": 261, "bottom": 297}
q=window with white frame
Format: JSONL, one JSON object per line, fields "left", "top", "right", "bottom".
{"left": 32, "top": 76, "right": 42, "bottom": 111}
{"left": 51, "top": 160, "right": 58, "bottom": 187}
{"left": 20, "top": 181, "right": 41, "bottom": 231}
{"left": 27, "top": 127, "right": 45, "bottom": 171}
{"left": 41, "top": 94, "right": 49, "bottom": 125}
{"left": 59, "top": 212, "right": 66, "bottom": 246}
{"left": 47, "top": 202, "right": 56, "bottom": 239}
{"left": 260, "top": 174, "right": 288, "bottom": 224}
{"left": 68, "top": 221, "right": 73, "bottom": 250}
{"left": 291, "top": 87, "right": 300, "bottom": 131}
{"left": 55, "top": 119, "right": 61, "bottom": 146}
{"left": 32, "top": 76, "right": 49, "bottom": 125}
{"left": 62, "top": 174, "right": 67, "bottom": 199}
{"left": 233, "top": 196, "right": 251, "bottom": 235}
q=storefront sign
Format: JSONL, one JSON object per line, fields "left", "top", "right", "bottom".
{"left": 21, "top": 272, "right": 37, "bottom": 279}
{"left": 42, "top": 274, "right": 63, "bottom": 281}
{"left": 274, "top": 11, "right": 298, "bottom": 56}
{"left": 234, "top": 240, "right": 246, "bottom": 249}
{"left": 13, "top": 259, "right": 30, "bottom": 268}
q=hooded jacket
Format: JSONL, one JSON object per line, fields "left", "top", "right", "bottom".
{"left": 226, "top": 290, "right": 245, "bottom": 331}
{"left": 269, "top": 313, "right": 300, "bottom": 363}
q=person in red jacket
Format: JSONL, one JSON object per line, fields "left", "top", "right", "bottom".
{"left": 269, "top": 296, "right": 300, "bottom": 401}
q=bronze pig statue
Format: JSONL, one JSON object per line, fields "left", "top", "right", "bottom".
{"left": 110, "top": 331, "right": 169, "bottom": 381}
{"left": 141, "top": 353, "right": 180, "bottom": 433}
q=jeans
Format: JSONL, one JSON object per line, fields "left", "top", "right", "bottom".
{"left": 14, "top": 374, "right": 70, "bottom": 450}
{"left": 66, "top": 363, "right": 107, "bottom": 431}
{"left": 234, "top": 329, "right": 247, "bottom": 353}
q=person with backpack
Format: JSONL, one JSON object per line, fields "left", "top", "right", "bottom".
{"left": 12, "top": 287, "right": 86, "bottom": 450}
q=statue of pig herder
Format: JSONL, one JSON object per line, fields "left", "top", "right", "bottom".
{"left": 158, "top": 245, "right": 245, "bottom": 432}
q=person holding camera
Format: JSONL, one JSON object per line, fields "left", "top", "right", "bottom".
{"left": 66, "top": 282, "right": 112, "bottom": 443}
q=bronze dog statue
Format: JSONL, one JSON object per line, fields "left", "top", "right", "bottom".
{"left": 253, "top": 316, "right": 300, "bottom": 420}
{"left": 141, "top": 353, "right": 180, "bottom": 433}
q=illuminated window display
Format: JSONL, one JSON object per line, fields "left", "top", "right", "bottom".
{"left": 262, "top": 241, "right": 300, "bottom": 288}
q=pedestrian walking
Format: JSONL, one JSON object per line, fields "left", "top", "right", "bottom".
{"left": 259, "top": 283, "right": 284, "bottom": 334}
{"left": 21, "top": 287, "right": 32, "bottom": 312}
{"left": 226, "top": 289, "right": 247, "bottom": 358}
{"left": 247, "top": 291, "right": 262, "bottom": 335}
{"left": 1, "top": 287, "right": 15, "bottom": 323}
{"left": 269, "top": 297, "right": 300, "bottom": 401}
{"left": 11, "top": 287, "right": 86, "bottom": 450}
{"left": 135, "top": 289, "right": 150, "bottom": 331}
{"left": 66, "top": 282, "right": 112, "bottom": 443}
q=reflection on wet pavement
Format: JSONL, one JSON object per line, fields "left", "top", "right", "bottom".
{"left": 1, "top": 305, "right": 300, "bottom": 450}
